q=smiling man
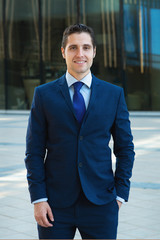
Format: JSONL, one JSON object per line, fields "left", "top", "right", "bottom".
{"left": 61, "top": 31, "right": 96, "bottom": 80}
{"left": 25, "top": 24, "right": 135, "bottom": 239}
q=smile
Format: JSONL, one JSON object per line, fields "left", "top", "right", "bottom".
{"left": 74, "top": 61, "right": 86, "bottom": 63}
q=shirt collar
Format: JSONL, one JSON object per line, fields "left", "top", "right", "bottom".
{"left": 66, "top": 71, "right": 92, "bottom": 88}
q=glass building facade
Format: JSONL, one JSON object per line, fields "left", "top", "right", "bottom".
{"left": 0, "top": 0, "right": 160, "bottom": 110}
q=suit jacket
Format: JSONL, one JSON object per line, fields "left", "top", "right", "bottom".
{"left": 25, "top": 74, "right": 135, "bottom": 208}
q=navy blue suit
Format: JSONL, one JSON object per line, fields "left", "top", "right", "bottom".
{"left": 25, "top": 74, "right": 135, "bottom": 239}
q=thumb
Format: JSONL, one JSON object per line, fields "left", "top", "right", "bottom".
{"left": 47, "top": 205, "right": 54, "bottom": 222}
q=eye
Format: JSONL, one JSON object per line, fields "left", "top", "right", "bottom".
{"left": 84, "top": 46, "right": 91, "bottom": 50}
{"left": 69, "top": 46, "right": 76, "bottom": 50}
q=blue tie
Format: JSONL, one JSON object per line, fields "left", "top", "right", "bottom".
{"left": 73, "top": 82, "right": 86, "bottom": 124}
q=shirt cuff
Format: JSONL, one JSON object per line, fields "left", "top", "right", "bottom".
{"left": 116, "top": 196, "right": 126, "bottom": 204}
{"left": 32, "top": 198, "right": 48, "bottom": 204}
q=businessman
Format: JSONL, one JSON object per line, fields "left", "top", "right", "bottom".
{"left": 25, "top": 23, "right": 135, "bottom": 239}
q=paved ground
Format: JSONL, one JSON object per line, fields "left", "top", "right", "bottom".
{"left": 0, "top": 111, "right": 160, "bottom": 239}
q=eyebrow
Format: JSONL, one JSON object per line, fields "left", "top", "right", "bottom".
{"left": 68, "top": 44, "right": 92, "bottom": 48}
{"left": 68, "top": 44, "right": 77, "bottom": 48}
{"left": 83, "top": 44, "right": 92, "bottom": 47}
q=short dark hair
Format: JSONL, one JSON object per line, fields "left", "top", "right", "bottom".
{"left": 61, "top": 23, "right": 96, "bottom": 49}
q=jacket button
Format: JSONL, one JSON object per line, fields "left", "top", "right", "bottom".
{"left": 79, "top": 162, "right": 83, "bottom": 168}
{"left": 80, "top": 136, "right": 83, "bottom": 140}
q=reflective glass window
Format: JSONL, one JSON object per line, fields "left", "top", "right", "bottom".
{"left": 4, "top": 0, "right": 40, "bottom": 109}
{"left": 0, "top": 0, "right": 160, "bottom": 110}
{"left": 0, "top": 0, "right": 5, "bottom": 109}
{"left": 81, "top": 0, "right": 160, "bottom": 110}
{"left": 41, "top": 0, "right": 77, "bottom": 83}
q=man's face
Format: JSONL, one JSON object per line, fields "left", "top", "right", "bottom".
{"left": 61, "top": 32, "right": 96, "bottom": 80}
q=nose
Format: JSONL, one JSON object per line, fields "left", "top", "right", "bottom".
{"left": 76, "top": 47, "right": 84, "bottom": 57}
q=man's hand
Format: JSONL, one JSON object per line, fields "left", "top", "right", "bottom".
{"left": 34, "top": 201, "right": 54, "bottom": 227}
{"left": 116, "top": 200, "right": 122, "bottom": 209}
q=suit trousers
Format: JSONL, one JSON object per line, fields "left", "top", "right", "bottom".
{"left": 38, "top": 190, "right": 119, "bottom": 239}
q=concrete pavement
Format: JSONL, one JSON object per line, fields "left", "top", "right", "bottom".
{"left": 0, "top": 111, "right": 160, "bottom": 239}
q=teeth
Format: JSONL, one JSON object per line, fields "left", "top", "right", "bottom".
{"left": 76, "top": 61, "right": 85, "bottom": 63}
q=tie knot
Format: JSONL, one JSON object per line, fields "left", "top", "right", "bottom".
{"left": 73, "top": 81, "right": 84, "bottom": 92}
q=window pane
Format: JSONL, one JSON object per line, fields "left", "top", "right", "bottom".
{"left": 0, "top": 0, "right": 5, "bottom": 109}
{"left": 5, "top": 0, "right": 40, "bottom": 109}
{"left": 81, "top": 0, "right": 124, "bottom": 90}
{"left": 150, "top": 6, "right": 160, "bottom": 110}
{"left": 1, "top": 0, "right": 160, "bottom": 111}
{"left": 41, "top": 0, "right": 77, "bottom": 83}
{"left": 81, "top": 0, "right": 160, "bottom": 111}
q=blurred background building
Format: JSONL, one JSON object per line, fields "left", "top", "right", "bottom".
{"left": 0, "top": 0, "right": 160, "bottom": 111}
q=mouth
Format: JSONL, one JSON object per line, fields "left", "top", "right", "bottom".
{"left": 74, "top": 60, "right": 86, "bottom": 64}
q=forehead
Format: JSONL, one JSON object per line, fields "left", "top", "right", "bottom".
{"left": 66, "top": 32, "right": 93, "bottom": 47}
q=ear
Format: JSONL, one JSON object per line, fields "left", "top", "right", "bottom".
{"left": 61, "top": 47, "right": 66, "bottom": 59}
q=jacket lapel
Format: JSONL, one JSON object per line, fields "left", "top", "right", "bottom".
{"left": 58, "top": 75, "right": 76, "bottom": 118}
{"left": 82, "top": 75, "right": 100, "bottom": 125}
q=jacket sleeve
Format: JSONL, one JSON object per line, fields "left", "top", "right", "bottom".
{"left": 24, "top": 87, "right": 48, "bottom": 203}
{"left": 111, "top": 88, "right": 135, "bottom": 201}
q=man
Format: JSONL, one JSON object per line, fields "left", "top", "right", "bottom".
{"left": 25, "top": 23, "right": 135, "bottom": 239}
